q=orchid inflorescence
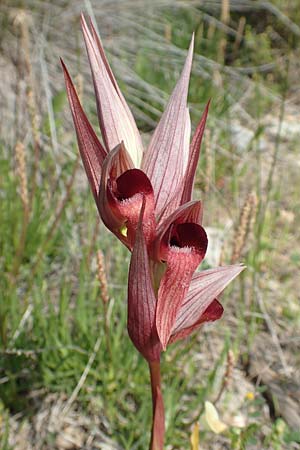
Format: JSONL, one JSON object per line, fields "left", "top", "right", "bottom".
{"left": 62, "top": 15, "right": 244, "bottom": 449}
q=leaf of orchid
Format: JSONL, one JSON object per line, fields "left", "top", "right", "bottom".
{"left": 81, "top": 15, "right": 143, "bottom": 167}
{"left": 61, "top": 59, "right": 106, "bottom": 200}
{"left": 127, "top": 200, "right": 161, "bottom": 362}
{"left": 150, "top": 386, "right": 165, "bottom": 450}
{"left": 153, "top": 200, "right": 203, "bottom": 261}
{"left": 169, "top": 299, "right": 223, "bottom": 344}
{"left": 171, "top": 265, "right": 245, "bottom": 338}
{"left": 143, "top": 37, "right": 194, "bottom": 217}
{"left": 181, "top": 101, "right": 210, "bottom": 204}
{"left": 156, "top": 222, "right": 208, "bottom": 350}
{"left": 98, "top": 142, "right": 134, "bottom": 244}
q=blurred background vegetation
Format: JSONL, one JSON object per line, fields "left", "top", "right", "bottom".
{"left": 0, "top": 0, "right": 299, "bottom": 449}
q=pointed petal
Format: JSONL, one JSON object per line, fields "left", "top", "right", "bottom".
{"left": 153, "top": 200, "right": 203, "bottom": 260}
{"left": 156, "top": 222, "right": 208, "bottom": 349}
{"left": 89, "top": 18, "right": 142, "bottom": 138}
{"left": 81, "top": 15, "right": 143, "bottom": 167}
{"left": 181, "top": 101, "right": 210, "bottom": 204}
{"left": 127, "top": 200, "right": 161, "bottom": 362}
{"left": 99, "top": 143, "right": 155, "bottom": 249}
{"left": 169, "top": 299, "right": 223, "bottom": 344}
{"left": 155, "top": 109, "right": 192, "bottom": 223}
{"left": 61, "top": 59, "right": 106, "bottom": 199}
{"left": 143, "top": 37, "right": 194, "bottom": 217}
{"left": 170, "top": 265, "right": 245, "bottom": 342}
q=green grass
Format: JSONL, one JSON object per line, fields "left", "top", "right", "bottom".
{"left": 1, "top": 1, "right": 300, "bottom": 448}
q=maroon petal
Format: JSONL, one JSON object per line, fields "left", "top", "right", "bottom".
{"left": 169, "top": 299, "right": 223, "bottom": 344}
{"left": 99, "top": 143, "right": 155, "bottom": 249}
{"left": 181, "top": 101, "right": 210, "bottom": 204}
{"left": 127, "top": 200, "right": 162, "bottom": 362}
{"left": 143, "top": 38, "right": 194, "bottom": 218}
{"left": 81, "top": 15, "right": 143, "bottom": 167}
{"left": 156, "top": 221, "right": 208, "bottom": 349}
{"left": 169, "top": 265, "right": 245, "bottom": 343}
{"left": 61, "top": 59, "right": 106, "bottom": 200}
{"left": 153, "top": 201, "right": 203, "bottom": 261}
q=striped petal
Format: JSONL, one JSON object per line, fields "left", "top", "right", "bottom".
{"left": 169, "top": 299, "right": 223, "bottom": 344}
{"left": 170, "top": 265, "right": 245, "bottom": 343}
{"left": 156, "top": 219, "right": 208, "bottom": 349}
{"left": 181, "top": 101, "right": 210, "bottom": 204}
{"left": 127, "top": 200, "right": 161, "bottom": 362}
{"left": 61, "top": 59, "right": 106, "bottom": 200}
{"left": 81, "top": 15, "right": 144, "bottom": 167}
{"left": 143, "top": 37, "right": 194, "bottom": 218}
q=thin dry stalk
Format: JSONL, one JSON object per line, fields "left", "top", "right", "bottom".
{"left": 97, "top": 250, "right": 109, "bottom": 305}
{"left": 15, "top": 141, "right": 29, "bottom": 215}
{"left": 14, "top": 10, "right": 41, "bottom": 205}
{"left": 248, "top": 191, "right": 258, "bottom": 238}
{"left": 217, "top": 37, "right": 226, "bottom": 66}
{"left": 231, "top": 192, "right": 258, "bottom": 263}
{"left": 233, "top": 16, "right": 246, "bottom": 57}
{"left": 218, "top": 0, "right": 230, "bottom": 65}
{"left": 221, "top": 0, "right": 230, "bottom": 25}
{"left": 207, "top": 20, "right": 216, "bottom": 41}
{"left": 215, "top": 349, "right": 234, "bottom": 404}
{"left": 218, "top": 242, "right": 226, "bottom": 266}
{"left": 12, "top": 142, "right": 30, "bottom": 278}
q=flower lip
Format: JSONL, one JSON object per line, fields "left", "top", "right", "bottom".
{"left": 169, "top": 223, "right": 208, "bottom": 254}
{"left": 161, "top": 222, "right": 208, "bottom": 262}
{"left": 115, "top": 169, "right": 154, "bottom": 201}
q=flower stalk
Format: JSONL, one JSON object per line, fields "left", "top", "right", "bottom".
{"left": 149, "top": 360, "right": 165, "bottom": 450}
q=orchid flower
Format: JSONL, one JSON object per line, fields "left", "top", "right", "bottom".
{"left": 62, "top": 16, "right": 245, "bottom": 450}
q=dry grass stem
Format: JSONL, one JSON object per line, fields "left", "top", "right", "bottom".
{"left": 15, "top": 141, "right": 29, "bottom": 215}
{"left": 11, "top": 141, "right": 30, "bottom": 278}
{"left": 14, "top": 10, "right": 41, "bottom": 203}
{"left": 215, "top": 349, "right": 234, "bottom": 404}
{"left": 221, "top": 0, "right": 230, "bottom": 25}
{"left": 97, "top": 250, "right": 109, "bottom": 304}
{"left": 233, "top": 16, "right": 246, "bottom": 57}
{"left": 231, "top": 192, "right": 258, "bottom": 263}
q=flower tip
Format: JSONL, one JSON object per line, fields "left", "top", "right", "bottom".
{"left": 80, "top": 12, "right": 86, "bottom": 23}
{"left": 80, "top": 12, "right": 89, "bottom": 32}
{"left": 188, "top": 33, "right": 195, "bottom": 56}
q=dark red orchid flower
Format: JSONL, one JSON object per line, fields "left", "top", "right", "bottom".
{"left": 62, "top": 16, "right": 245, "bottom": 450}
{"left": 61, "top": 15, "right": 210, "bottom": 251}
